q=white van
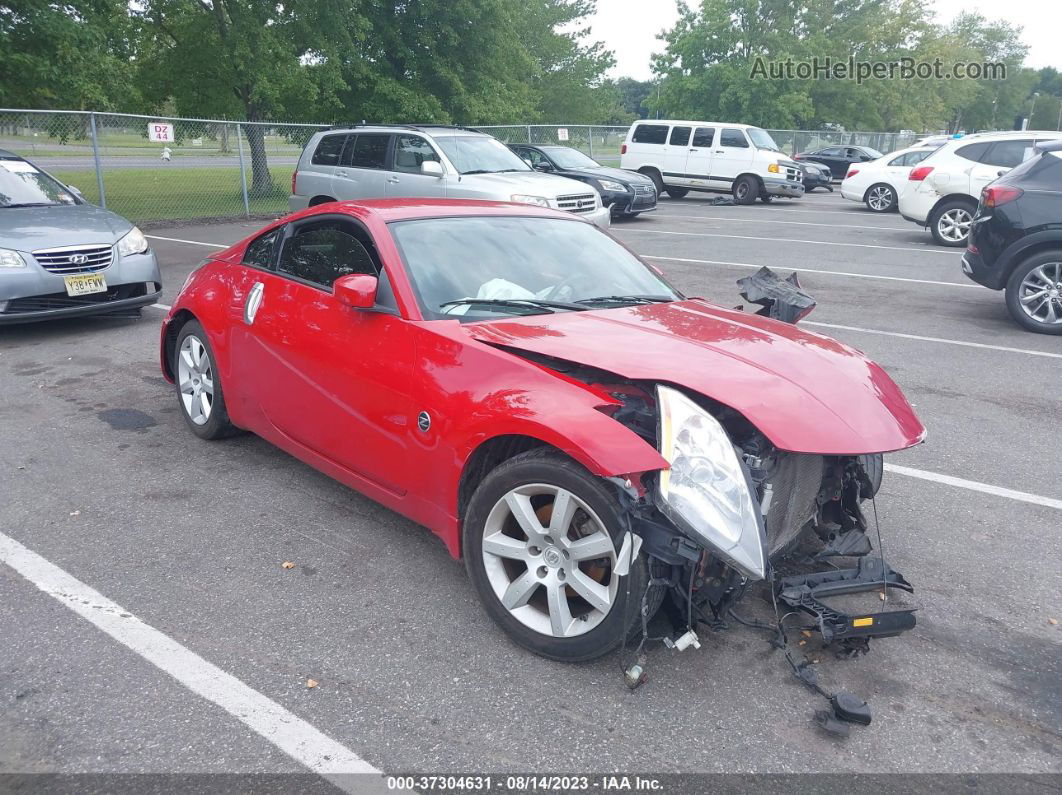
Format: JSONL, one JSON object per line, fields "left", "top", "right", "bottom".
{"left": 620, "top": 121, "right": 804, "bottom": 204}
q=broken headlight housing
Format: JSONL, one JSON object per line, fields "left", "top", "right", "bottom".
{"left": 654, "top": 384, "right": 768, "bottom": 580}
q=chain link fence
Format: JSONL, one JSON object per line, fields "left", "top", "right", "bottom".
{"left": 0, "top": 110, "right": 326, "bottom": 225}
{"left": 2, "top": 111, "right": 921, "bottom": 224}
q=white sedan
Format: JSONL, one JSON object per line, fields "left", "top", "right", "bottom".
{"left": 840, "top": 146, "right": 937, "bottom": 212}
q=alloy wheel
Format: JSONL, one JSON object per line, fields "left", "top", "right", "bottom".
{"left": 177, "top": 335, "right": 214, "bottom": 425}
{"left": 937, "top": 207, "right": 972, "bottom": 243}
{"left": 480, "top": 483, "right": 618, "bottom": 638}
{"left": 1017, "top": 261, "right": 1062, "bottom": 326}
{"left": 867, "top": 185, "right": 894, "bottom": 211}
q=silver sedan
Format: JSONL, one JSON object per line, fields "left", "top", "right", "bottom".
{"left": 0, "top": 149, "right": 161, "bottom": 324}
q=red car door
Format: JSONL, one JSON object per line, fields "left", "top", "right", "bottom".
{"left": 232, "top": 215, "right": 417, "bottom": 497}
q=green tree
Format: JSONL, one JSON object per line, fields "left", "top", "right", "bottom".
{"left": 614, "top": 77, "right": 657, "bottom": 119}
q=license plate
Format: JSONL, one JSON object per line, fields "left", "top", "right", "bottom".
{"left": 64, "top": 273, "right": 107, "bottom": 297}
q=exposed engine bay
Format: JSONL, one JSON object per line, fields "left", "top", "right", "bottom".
{"left": 504, "top": 269, "right": 918, "bottom": 736}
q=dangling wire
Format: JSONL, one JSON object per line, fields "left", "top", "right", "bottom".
{"left": 870, "top": 496, "right": 887, "bottom": 612}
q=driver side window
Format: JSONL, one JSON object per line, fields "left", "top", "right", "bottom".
{"left": 277, "top": 221, "right": 379, "bottom": 289}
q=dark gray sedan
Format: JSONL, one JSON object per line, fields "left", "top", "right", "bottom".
{"left": 0, "top": 149, "right": 161, "bottom": 324}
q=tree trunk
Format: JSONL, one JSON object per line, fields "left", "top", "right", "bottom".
{"left": 243, "top": 123, "right": 273, "bottom": 197}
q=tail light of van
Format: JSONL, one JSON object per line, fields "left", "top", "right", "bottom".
{"left": 291, "top": 170, "right": 298, "bottom": 195}
{"left": 620, "top": 143, "right": 627, "bottom": 155}
{"left": 982, "top": 185, "right": 1023, "bottom": 207}
{"left": 909, "top": 165, "right": 934, "bottom": 181}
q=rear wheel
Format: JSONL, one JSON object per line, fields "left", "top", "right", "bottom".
{"left": 864, "top": 183, "right": 897, "bottom": 213}
{"left": 665, "top": 187, "right": 689, "bottom": 199}
{"left": 733, "top": 175, "right": 758, "bottom": 205}
{"left": 929, "top": 200, "right": 974, "bottom": 246}
{"left": 1004, "top": 251, "right": 1062, "bottom": 335}
{"left": 174, "top": 320, "right": 239, "bottom": 440}
{"left": 759, "top": 195, "right": 774, "bottom": 204}
{"left": 463, "top": 449, "right": 648, "bottom": 661}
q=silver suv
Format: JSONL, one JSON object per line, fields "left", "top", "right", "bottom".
{"left": 290, "top": 125, "right": 610, "bottom": 228}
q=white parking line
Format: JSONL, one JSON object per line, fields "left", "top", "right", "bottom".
{"left": 146, "top": 234, "right": 227, "bottom": 248}
{"left": 647, "top": 254, "right": 977, "bottom": 288}
{"left": 656, "top": 214, "right": 911, "bottom": 233}
{"left": 619, "top": 227, "right": 954, "bottom": 255}
{"left": 804, "top": 321, "right": 1062, "bottom": 359}
{"left": 0, "top": 531, "right": 383, "bottom": 791}
{"left": 884, "top": 464, "right": 1062, "bottom": 511}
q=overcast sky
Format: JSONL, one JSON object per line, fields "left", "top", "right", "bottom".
{"left": 588, "top": 0, "right": 1062, "bottom": 80}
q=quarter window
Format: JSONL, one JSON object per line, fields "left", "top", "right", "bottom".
{"left": 345, "top": 134, "right": 391, "bottom": 169}
{"left": 243, "top": 227, "right": 281, "bottom": 269}
{"left": 277, "top": 222, "right": 379, "bottom": 289}
{"left": 631, "top": 124, "right": 668, "bottom": 145}
{"left": 393, "top": 135, "right": 441, "bottom": 173}
{"left": 720, "top": 129, "right": 749, "bottom": 148}
{"left": 692, "top": 127, "right": 715, "bottom": 147}
{"left": 669, "top": 126, "right": 692, "bottom": 146}
{"left": 311, "top": 135, "right": 347, "bottom": 166}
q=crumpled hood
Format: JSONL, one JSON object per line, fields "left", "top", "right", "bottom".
{"left": 466, "top": 299, "right": 925, "bottom": 455}
{"left": 0, "top": 204, "right": 134, "bottom": 252}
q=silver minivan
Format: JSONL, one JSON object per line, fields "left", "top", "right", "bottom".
{"left": 290, "top": 125, "right": 611, "bottom": 228}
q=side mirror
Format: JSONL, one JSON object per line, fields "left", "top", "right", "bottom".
{"left": 534, "top": 162, "right": 554, "bottom": 172}
{"left": 421, "top": 160, "right": 444, "bottom": 177}
{"left": 333, "top": 273, "right": 378, "bottom": 309}
{"left": 67, "top": 184, "right": 84, "bottom": 198}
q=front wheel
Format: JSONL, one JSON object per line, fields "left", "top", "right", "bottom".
{"left": 864, "top": 183, "right": 897, "bottom": 212}
{"left": 1005, "top": 251, "right": 1062, "bottom": 335}
{"left": 759, "top": 195, "right": 774, "bottom": 204}
{"left": 732, "top": 175, "right": 758, "bottom": 205}
{"left": 174, "top": 320, "right": 240, "bottom": 440}
{"left": 929, "top": 200, "right": 974, "bottom": 247}
{"left": 463, "top": 449, "right": 647, "bottom": 662}
{"left": 665, "top": 187, "right": 689, "bottom": 199}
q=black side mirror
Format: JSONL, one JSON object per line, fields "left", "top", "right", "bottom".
{"left": 534, "top": 162, "right": 554, "bottom": 172}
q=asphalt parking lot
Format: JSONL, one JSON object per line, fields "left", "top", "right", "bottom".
{"left": 2, "top": 189, "right": 1059, "bottom": 781}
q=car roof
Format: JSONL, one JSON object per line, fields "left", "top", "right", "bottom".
{"left": 289, "top": 198, "right": 577, "bottom": 224}
{"left": 632, "top": 119, "right": 759, "bottom": 129}
{"left": 320, "top": 124, "right": 487, "bottom": 137}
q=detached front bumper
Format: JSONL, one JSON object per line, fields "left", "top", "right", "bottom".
{"left": 603, "top": 187, "right": 658, "bottom": 215}
{"left": 763, "top": 176, "right": 805, "bottom": 198}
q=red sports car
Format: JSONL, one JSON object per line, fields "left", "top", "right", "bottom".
{"left": 161, "top": 199, "right": 924, "bottom": 670}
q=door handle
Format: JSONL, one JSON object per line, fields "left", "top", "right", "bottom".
{"left": 244, "top": 282, "right": 264, "bottom": 325}
{"left": 335, "top": 170, "right": 347, "bottom": 177}
{"left": 387, "top": 176, "right": 400, "bottom": 184}
{"left": 689, "top": 148, "right": 698, "bottom": 152}
{"left": 714, "top": 150, "right": 724, "bottom": 154}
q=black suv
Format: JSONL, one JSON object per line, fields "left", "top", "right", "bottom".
{"left": 963, "top": 140, "right": 1062, "bottom": 334}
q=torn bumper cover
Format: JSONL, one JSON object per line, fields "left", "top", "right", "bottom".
{"left": 776, "top": 556, "right": 916, "bottom": 644}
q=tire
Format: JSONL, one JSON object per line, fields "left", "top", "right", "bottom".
{"left": 864, "top": 183, "right": 896, "bottom": 213}
{"left": 640, "top": 169, "right": 664, "bottom": 197}
{"left": 173, "top": 320, "right": 240, "bottom": 440}
{"left": 858, "top": 453, "right": 884, "bottom": 498}
{"left": 804, "top": 186, "right": 817, "bottom": 193}
{"left": 759, "top": 195, "right": 774, "bottom": 204}
{"left": 463, "top": 449, "right": 649, "bottom": 662}
{"left": 665, "top": 187, "right": 689, "bottom": 199}
{"left": 732, "top": 175, "right": 758, "bottom": 205}
{"left": 1004, "top": 251, "right": 1062, "bottom": 335}
{"left": 929, "top": 199, "right": 975, "bottom": 247}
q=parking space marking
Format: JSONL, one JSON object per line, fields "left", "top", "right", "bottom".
{"left": 0, "top": 531, "right": 382, "bottom": 789}
{"left": 804, "top": 321, "right": 1062, "bottom": 359}
{"left": 646, "top": 254, "right": 977, "bottom": 288}
{"left": 884, "top": 464, "right": 1062, "bottom": 510}
{"left": 661, "top": 202, "right": 902, "bottom": 218}
{"left": 146, "top": 235, "right": 227, "bottom": 248}
{"left": 619, "top": 227, "right": 955, "bottom": 255}
{"left": 655, "top": 214, "right": 911, "bottom": 232}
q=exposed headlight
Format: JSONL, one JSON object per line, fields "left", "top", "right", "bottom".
{"left": 117, "top": 226, "right": 149, "bottom": 256}
{"left": 598, "top": 179, "right": 628, "bottom": 192}
{"left": 654, "top": 385, "right": 767, "bottom": 580}
{"left": 510, "top": 194, "right": 551, "bottom": 208}
{"left": 0, "top": 248, "right": 27, "bottom": 268}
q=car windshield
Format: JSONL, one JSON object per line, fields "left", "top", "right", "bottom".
{"left": 390, "top": 216, "right": 680, "bottom": 320}
{"left": 0, "top": 158, "right": 77, "bottom": 207}
{"left": 433, "top": 136, "right": 532, "bottom": 175}
{"left": 543, "top": 147, "right": 600, "bottom": 169}
{"left": 747, "top": 128, "right": 780, "bottom": 150}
